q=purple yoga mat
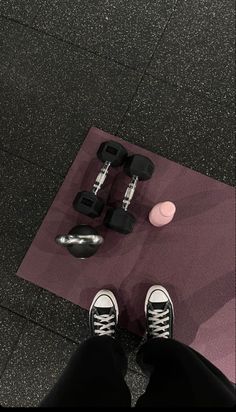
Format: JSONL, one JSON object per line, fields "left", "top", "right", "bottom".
{"left": 17, "top": 127, "right": 235, "bottom": 382}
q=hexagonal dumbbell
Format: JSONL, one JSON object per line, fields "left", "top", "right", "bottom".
{"left": 73, "top": 141, "right": 128, "bottom": 218}
{"left": 104, "top": 154, "right": 155, "bottom": 234}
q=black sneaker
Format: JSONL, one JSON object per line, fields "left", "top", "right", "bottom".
{"left": 89, "top": 290, "right": 119, "bottom": 338}
{"left": 145, "top": 285, "right": 174, "bottom": 339}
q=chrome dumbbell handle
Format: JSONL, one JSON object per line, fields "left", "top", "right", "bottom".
{"left": 92, "top": 161, "right": 111, "bottom": 195}
{"left": 55, "top": 234, "right": 104, "bottom": 246}
{"left": 122, "top": 175, "right": 139, "bottom": 211}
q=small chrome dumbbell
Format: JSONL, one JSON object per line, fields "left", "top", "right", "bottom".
{"left": 73, "top": 141, "right": 128, "bottom": 218}
{"left": 104, "top": 155, "right": 154, "bottom": 234}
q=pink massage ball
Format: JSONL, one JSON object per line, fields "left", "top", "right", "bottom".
{"left": 149, "top": 201, "right": 176, "bottom": 227}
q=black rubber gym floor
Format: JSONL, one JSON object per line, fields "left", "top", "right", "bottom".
{"left": 0, "top": 0, "right": 234, "bottom": 407}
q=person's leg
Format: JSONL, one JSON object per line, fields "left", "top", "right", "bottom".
{"left": 135, "top": 285, "right": 235, "bottom": 407}
{"left": 40, "top": 290, "right": 131, "bottom": 407}
{"left": 41, "top": 335, "right": 130, "bottom": 407}
{"left": 136, "top": 338, "right": 235, "bottom": 407}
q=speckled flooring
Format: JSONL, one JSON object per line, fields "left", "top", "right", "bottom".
{"left": 0, "top": 0, "right": 235, "bottom": 407}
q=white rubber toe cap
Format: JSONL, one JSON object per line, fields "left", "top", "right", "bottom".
{"left": 94, "top": 295, "right": 113, "bottom": 308}
{"left": 149, "top": 289, "right": 169, "bottom": 303}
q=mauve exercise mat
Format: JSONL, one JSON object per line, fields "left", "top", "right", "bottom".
{"left": 17, "top": 127, "right": 235, "bottom": 381}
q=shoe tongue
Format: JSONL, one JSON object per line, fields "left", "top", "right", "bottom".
{"left": 150, "top": 301, "right": 167, "bottom": 311}
{"left": 96, "top": 307, "right": 111, "bottom": 316}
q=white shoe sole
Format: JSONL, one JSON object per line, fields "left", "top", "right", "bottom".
{"left": 144, "top": 285, "right": 174, "bottom": 320}
{"left": 89, "top": 289, "right": 119, "bottom": 323}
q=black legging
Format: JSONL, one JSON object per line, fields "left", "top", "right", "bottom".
{"left": 40, "top": 337, "right": 235, "bottom": 407}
